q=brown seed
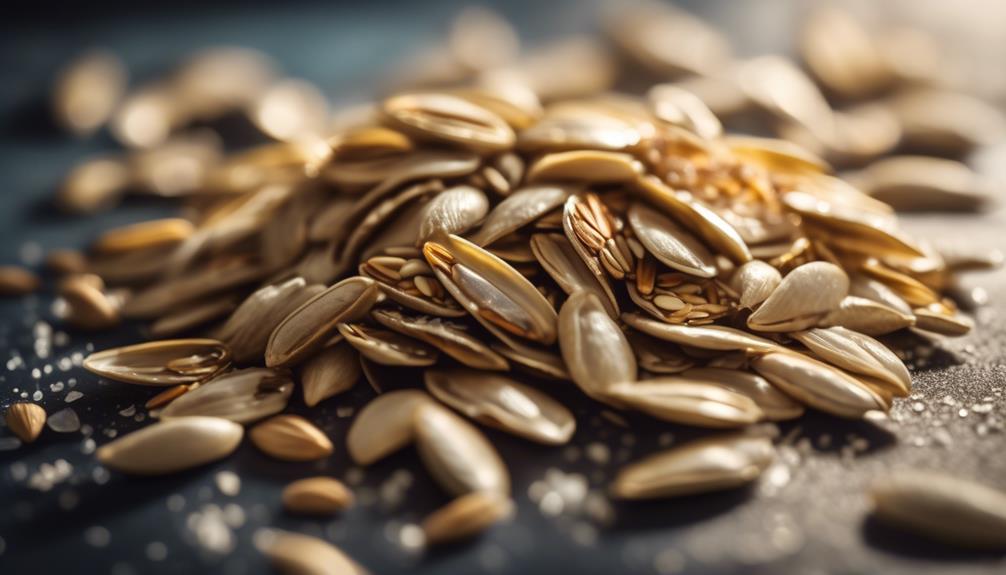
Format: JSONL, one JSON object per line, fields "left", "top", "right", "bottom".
{"left": 249, "top": 415, "right": 334, "bottom": 462}
{"left": 53, "top": 50, "right": 127, "bottom": 136}
{"left": 92, "top": 218, "right": 195, "bottom": 254}
{"left": 5, "top": 403, "right": 46, "bottom": 443}
{"left": 254, "top": 529, "right": 369, "bottom": 575}
{"left": 421, "top": 491, "right": 514, "bottom": 545}
{"left": 45, "top": 249, "right": 89, "bottom": 275}
{"left": 59, "top": 277, "right": 120, "bottom": 330}
{"left": 282, "top": 477, "right": 354, "bottom": 515}
{"left": 0, "top": 266, "right": 40, "bottom": 297}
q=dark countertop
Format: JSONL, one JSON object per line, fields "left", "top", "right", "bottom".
{"left": 2, "top": 2, "right": 1005, "bottom": 574}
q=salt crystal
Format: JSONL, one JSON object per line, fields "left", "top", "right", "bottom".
{"left": 84, "top": 526, "right": 111, "bottom": 547}
{"left": 47, "top": 408, "right": 80, "bottom": 433}
{"left": 214, "top": 471, "right": 241, "bottom": 496}
{"left": 32, "top": 390, "right": 42, "bottom": 401}
{"left": 119, "top": 405, "right": 136, "bottom": 417}
{"left": 65, "top": 390, "right": 84, "bottom": 403}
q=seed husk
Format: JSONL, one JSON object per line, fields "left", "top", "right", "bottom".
{"left": 912, "top": 305, "right": 973, "bottom": 336}
{"left": 491, "top": 340, "right": 570, "bottom": 381}
{"left": 751, "top": 352, "right": 888, "bottom": 418}
{"left": 338, "top": 323, "right": 439, "bottom": 367}
{"left": 301, "top": 342, "right": 360, "bottom": 407}
{"left": 469, "top": 185, "right": 573, "bottom": 247}
{"left": 530, "top": 233, "right": 618, "bottom": 317}
{"left": 678, "top": 367, "right": 805, "bottom": 421}
{"left": 424, "top": 234, "right": 557, "bottom": 346}
{"left": 627, "top": 202, "right": 717, "bottom": 278}
{"left": 819, "top": 295, "right": 916, "bottom": 336}
{"left": 559, "top": 291, "right": 637, "bottom": 399}
{"left": 346, "top": 390, "right": 432, "bottom": 465}
{"left": 159, "top": 367, "right": 293, "bottom": 424}
{"left": 623, "top": 312, "right": 781, "bottom": 354}
{"left": 57, "top": 156, "right": 131, "bottom": 214}
{"left": 418, "top": 185, "right": 490, "bottom": 244}
{"left": 150, "top": 295, "right": 238, "bottom": 338}
{"left": 219, "top": 277, "right": 326, "bottom": 365}
{"left": 414, "top": 402, "right": 510, "bottom": 496}
{"left": 282, "top": 477, "right": 354, "bottom": 515}
{"left": 731, "top": 260, "right": 782, "bottom": 310}
{"left": 631, "top": 175, "right": 751, "bottom": 264}
{"left": 855, "top": 156, "right": 992, "bottom": 213}
{"left": 382, "top": 92, "right": 515, "bottom": 153}
{"left": 421, "top": 491, "right": 514, "bottom": 545}
{"left": 610, "top": 433, "right": 775, "bottom": 499}
{"left": 5, "top": 402, "right": 47, "bottom": 443}
{"left": 870, "top": 471, "right": 1006, "bottom": 550}
{"left": 605, "top": 379, "right": 764, "bottom": 428}
{"left": 250, "top": 414, "right": 334, "bottom": 462}
{"left": 748, "top": 261, "right": 848, "bottom": 331}
{"left": 96, "top": 416, "right": 243, "bottom": 475}
{"left": 372, "top": 309, "right": 508, "bottom": 371}
{"left": 254, "top": 529, "right": 369, "bottom": 575}
{"left": 84, "top": 339, "right": 231, "bottom": 386}
{"left": 0, "top": 266, "right": 40, "bottom": 296}
{"left": 527, "top": 150, "right": 643, "bottom": 183}
{"left": 791, "top": 327, "right": 911, "bottom": 396}
{"left": 424, "top": 368, "right": 575, "bottom": 445}
{"left": 266, "top": 276, "right": 382, "bottom": 367}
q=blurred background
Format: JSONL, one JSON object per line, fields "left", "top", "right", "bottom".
{"left": 1, "top": 1, "right": 1005, "bottom": 574}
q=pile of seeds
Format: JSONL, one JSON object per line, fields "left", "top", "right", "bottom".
{"left": 4, "top": 1, "right": 1006, "bottom": 568}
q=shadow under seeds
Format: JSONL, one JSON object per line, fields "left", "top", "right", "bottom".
{"left": 861, "top": 515, "right": 1006, "bottom": 562}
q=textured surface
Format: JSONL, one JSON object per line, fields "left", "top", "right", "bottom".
{"left": 2, "top": 2, "right": 1006, "bottom": 574}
